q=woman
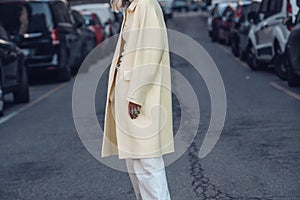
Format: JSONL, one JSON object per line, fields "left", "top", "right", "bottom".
{"left": 102, "top": 0, "right": 174, "bottom": 199}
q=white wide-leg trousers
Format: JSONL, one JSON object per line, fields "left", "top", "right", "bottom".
{"left": 125, "top": 157, "right": 171, "bottom": 200}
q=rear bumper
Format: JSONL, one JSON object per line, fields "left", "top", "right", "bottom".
{"left": 26, "top": 53, "right": 59, "bottom": 70}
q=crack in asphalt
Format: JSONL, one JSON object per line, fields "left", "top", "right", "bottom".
{"left": 188, "top": 142, "right": 236, "bottom": 200}
{"left": 188, "top": 142, "right": 270, "bottom": 200}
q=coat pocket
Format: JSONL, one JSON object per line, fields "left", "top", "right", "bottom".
{"left": 123, "top": 70, "right": 131, "bottom": 80}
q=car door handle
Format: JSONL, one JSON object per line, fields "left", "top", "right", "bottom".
{"left": 275, "top": 16, "right": 285, "bottom": 21}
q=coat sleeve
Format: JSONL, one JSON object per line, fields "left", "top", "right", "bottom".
{"left": 126, "top": 0, "right": 167, "bottom": 106}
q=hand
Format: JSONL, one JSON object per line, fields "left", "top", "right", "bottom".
{"left": 128, "top": 102, "right": 141, "bottom": 119}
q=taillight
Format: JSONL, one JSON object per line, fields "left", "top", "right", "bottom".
{"left": 236, "top": 6, "right": 242, "bottom": 19}
{"left": 51, "top": 29, "right": 60, "bottom": 45}
{"left": 287, "top": 0, "right": 293, "bottom": 31}
{"left": 287, "top": 0, "right": 292, "bottom": 16}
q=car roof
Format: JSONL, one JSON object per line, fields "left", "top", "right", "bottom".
{"left": 73, "top": 3, "right": 111, "bottom": 9}
{"left": 238, "top": 0, "right": 252, "bottom": 6}
{"left": 0, "top": 0, "right": 67, "bottom": 3}
{"left": 73, "top": 3, "right": 113, "bottom": 23}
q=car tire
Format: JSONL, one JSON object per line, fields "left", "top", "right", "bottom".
{"left": 231, "top": 39, "right": 239, "bottom": 57}
{"left": 0, "top": 72, "right": 4, "bottom": 117}
{"left": 0, "top": 62, "right": 4, "bottom": 116}
{"left": 212, "top": 31, "right": 218, "bottom": 42}
{"left": 13, "top": 67, "right": 30, "bottom": 103}
{"left": 247, "top": 44, "right": 263, "bottom": 71}
{"left": 239, "top": 47, "right": 246, "bottom": 61}
{"left": 57, "top": 47, "right": 71, "bottom": 82}
{"left": 274, "top": 45, "right": 288, "bottom": 80}
{"left": 287, "top": 65, "right": 300, "bottom": 87}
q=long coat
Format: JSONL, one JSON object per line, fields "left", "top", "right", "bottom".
{"left": 101, "top": 0, "right": 174, "bottom": 159}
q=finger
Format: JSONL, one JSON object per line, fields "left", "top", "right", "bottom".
{"left": 135, "top": 106, "right": 140, "bottom": 114}
{"left": 128, "top": 104, "right": 132, "bottom": 118}
{"left": 130, "top": 107, "right": 134, "bottom": 119}
{"left": 132, "top": 107, "right": 139, "bottom": 119}
{"left": 134, "top": 106, "right": 140, "bottom": 116}
{"left": 129, "top": 104, "right": 135, "bottom": 119}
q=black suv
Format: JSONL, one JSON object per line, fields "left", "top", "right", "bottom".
{"left": 0, "top": 0, "right": 83, "bottom": 81}
{"left": 0, "top": 24, "right": 29, "bottom": 116}
{"left": 285, "top": 1, "right": 300, "bottom": 86}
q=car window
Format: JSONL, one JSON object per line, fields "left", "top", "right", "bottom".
{"left": 218, "top": 4, "right": 228, "bottom": 16}
{"left": 27, "top": 2, "right": 53, "bottom": 33}
{"left": 0, "top": 2, "right": 53, "bottom": 34}
{"left": 268, "top": 0, "right": 282, "bottom": 15}
{"left": 72, "top": 10, "right": 85, "bottom": 26}
{"left": 260, "top": 0, "right": 269, "bottom": 12}
{"left": 51, "top": 1, "right": 72, "bottom": 24}
{"left": 93, "top": 15, "right": 102, "bottom": 26}
{"left": 242, "top": 4, "right": 250, "bottom": 15}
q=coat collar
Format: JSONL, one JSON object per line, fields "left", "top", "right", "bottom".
{"left": 127, "top": 0, "right": 138, "bottom": 12}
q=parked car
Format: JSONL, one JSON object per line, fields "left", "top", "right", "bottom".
{"left": 0, "top": 0, "right": 84, "bottom": 81}
{"left": 230, "top": 1, "right": 258, "bottom": 58}
{"left": 208, "top": 2, "right": 231, "bottom": 42}
{"left": 81, "top": 11, "right": 106, "bottom": 44}
{"left": 189, "top": 0, "right": 199, "bottom": 11}
{"left": 218, "top": 2, "right": 237, "bottom": 44}
{"left": 230, "top": 0, "right": 261, "bottom": 59}
{"left": 158, "top": 0, "right": 174, "bottom": 19}
{"left": 0, "top": 24, "right": 29, "bottom": 116}
{"left": 283, "top": 0, "right": 300, "bottom": 86}
{"left": 247, "top": 0, "right": 299, "bottom": 70}
{"left": 173, "top": 0, "right": 189, "bottom": 12}
{"left": 71, "top": 10, "right": 97, "bottom": 65}
{"left": 73, "top": 3, "right": 119, "bottom": 38}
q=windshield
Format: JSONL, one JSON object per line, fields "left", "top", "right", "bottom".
{"left": 0, "top": 2, "right": 53, "bottom": 35}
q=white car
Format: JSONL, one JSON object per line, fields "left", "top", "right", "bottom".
{"left": 247, "top": 0, "right": 299, "bottom": 70}
{"left": 73, "top": 3, "right": 118, "bottom": 38}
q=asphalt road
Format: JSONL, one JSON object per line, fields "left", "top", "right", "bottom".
{"left": 0, "top": 12, "right": 299, "bottom": 200}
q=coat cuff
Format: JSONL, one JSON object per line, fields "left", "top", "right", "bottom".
{"left": 126, "top": 96, "right": 143, "bottom": 106}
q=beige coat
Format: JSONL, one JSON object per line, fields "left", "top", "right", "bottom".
{"left": 101, "top": 0, "right": 174, "bottom": 159}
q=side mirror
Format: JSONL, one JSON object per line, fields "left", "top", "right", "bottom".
{"left": 258, "top": 12, "right": 265, "bottom": 22}
{"left": 283, "top": 16, "right": 293, "bottom": 30}
{"left": 282, "top": 17, "right": 292, "bottom": 25}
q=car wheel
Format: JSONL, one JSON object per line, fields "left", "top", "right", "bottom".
{"left": 239, "top": 47, "right": 246, "bottom": 61}
{"left": 287, "top": 65, "right": 300, "bottom": 87}
{"left": 274, "top": 45, "right": 288, "bottom": 80}
{"left": 57, "top": 47, "right": 71, "bottom": 82}
{"left": 212, "top": 30, "right": 218, "bottom": 42}
{"left": 13, "top": 67, "right": 30, "bottom": 103}
{"left": 247, "top": 44, "right": 262, "bottom": 70}
{"left": 0, "top": 63, "right": 4, "bottom": 116}
{"left": 0, "top": 78, "right": 4, "bottom": 117}
{"left": 231, "top": 39, "right": 238, "bottom": 57}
